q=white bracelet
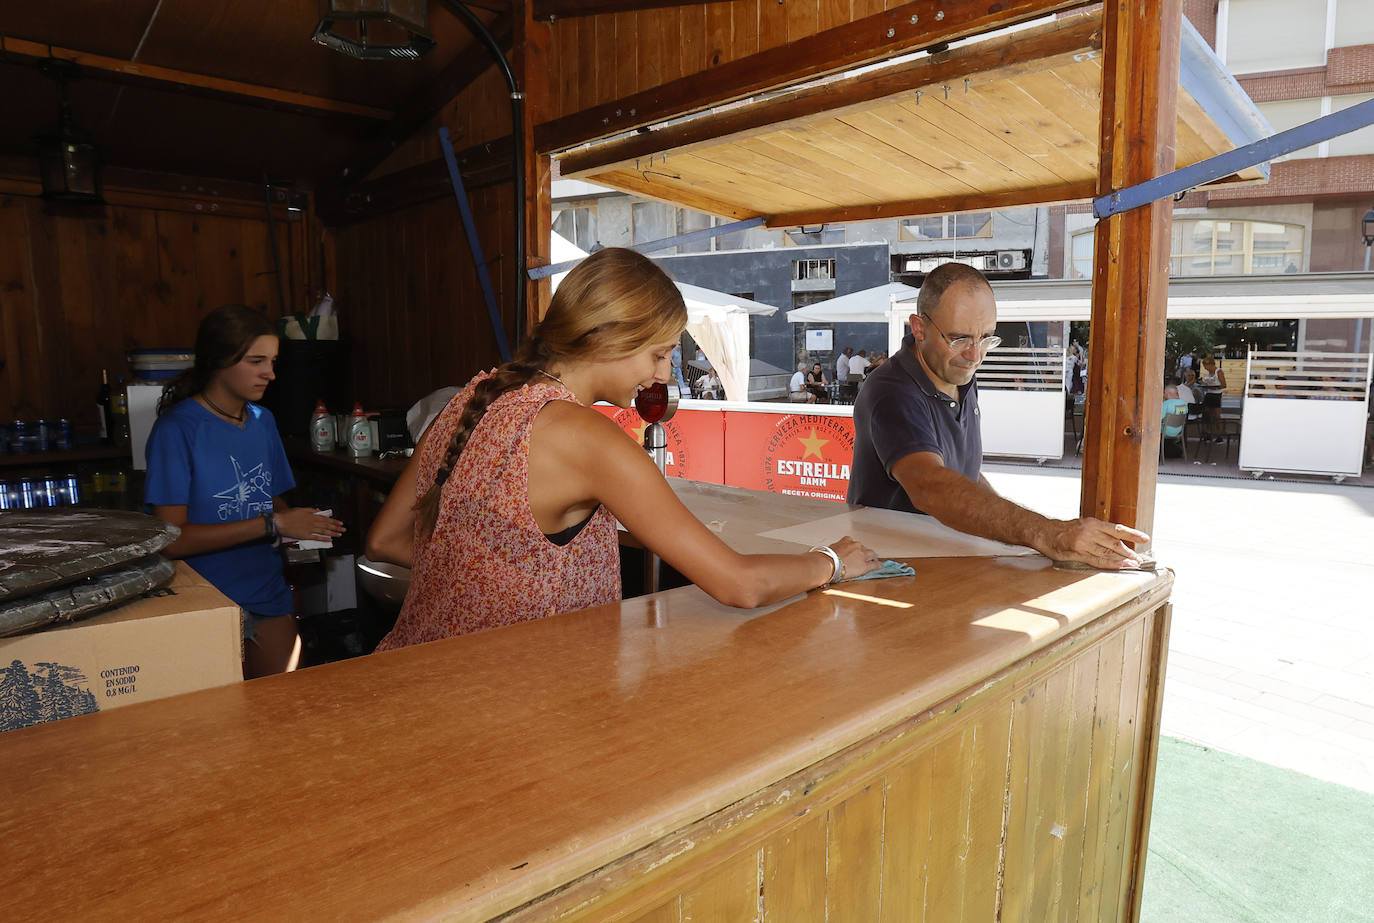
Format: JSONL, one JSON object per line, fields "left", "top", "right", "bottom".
{"left": 808, "top": 544, "right": 844, "bottom": 585}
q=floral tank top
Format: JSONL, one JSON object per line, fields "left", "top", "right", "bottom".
{"left": 374, "top": 374, "right": 621, "bottom": 651}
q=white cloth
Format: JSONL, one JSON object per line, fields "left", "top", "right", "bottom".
{"left": 790, "top": 370, "right": 806, "bottom": 392}
{"left": 848, "top": 355, "right": 870, "bottom": 378}
{"left": 836, "top": 355, "right": 849, "bottom": 381}
{"left": 1176, "top": 383, "right": 1197, "bottom": 405}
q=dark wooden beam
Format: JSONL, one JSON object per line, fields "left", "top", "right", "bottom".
{"left": 347, "top": 16, "right": 515, "bottom": 181}
{"left": 764, "top": 181, "right": 1098, "bottom": 228}
{"left": 315, "top": 136, "right": 513, "bottom": 225}
{"left": 559, "top": 14, "right": 1100, "bottom": 179}
{"left": 1079, "top": 0, "right": 1182, "bottom": 547}
{"left": 534, "top": 0, "right": 732, "bottom": 20}
{"left": 0, "top": 35, "right": 392, "bottom": 121}
{"left": 535, "top": 0, "right": 1095, "bottom": 153}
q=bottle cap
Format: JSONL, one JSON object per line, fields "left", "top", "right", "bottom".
{"left": 351, "top": 402, "right": 366, "bottom": 415}
{"left": 313, "top": 399, "right": 329, "bottom": 413}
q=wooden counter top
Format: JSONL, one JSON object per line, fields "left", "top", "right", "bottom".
{"left": 0, "top": 552, "right": 1170, "bottom": 920}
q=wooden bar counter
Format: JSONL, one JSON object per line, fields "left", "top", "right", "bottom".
{"left": 0, "top": 531, "right": 1172, "bottom": 920}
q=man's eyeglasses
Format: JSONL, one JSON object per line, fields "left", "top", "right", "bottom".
{"left": 920, "top": 314, "right": 1001, "bottom": 353}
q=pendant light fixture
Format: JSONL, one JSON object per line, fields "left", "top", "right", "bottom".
{"left": 312, "top": 0, "right": 436, "bottom": 61}
{"left": 34, "top": 60, "right": 104, "bottom": 205}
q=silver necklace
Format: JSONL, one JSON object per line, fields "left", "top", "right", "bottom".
{"left": 538, "top": 369, "right": 566, "bottom": 387}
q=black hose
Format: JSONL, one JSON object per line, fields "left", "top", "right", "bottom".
{"left": 440, "top": 0, "right": 525, "bottom": 347}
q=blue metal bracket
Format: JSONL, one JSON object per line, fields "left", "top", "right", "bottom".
{"left": 1094, "top": 97, "right": 1374, "bottom": 220}
{"left": 439, "top": 126, "right": 512, "bottom": 363}
{"left": 528, "top": 216, "right": 767, "bottom": 280}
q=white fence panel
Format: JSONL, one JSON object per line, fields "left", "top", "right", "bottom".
{"left": 978, "top": 347, "right": 1067, "bottom": 460}
{"left": 1238, "top": 350, "right": 1371, "bottom": 478}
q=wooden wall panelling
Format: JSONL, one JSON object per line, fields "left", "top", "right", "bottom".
{"left": 761, "top": 811, "right": 828, "bottom": 923}
{"left": 509, "top": 588, "right": 1170, "bottom": 923}
{"left": 637, "top": 10, "right": 662, "bottom": 91}
{"left": 823, "top": 779, "right": 883, "bottom": 920}
{"left": 679, "top": 4, "right": 707, "bottom": 76}
{"left": 759, "top": 0, "right": 788, "bottom": 53}
{"left": 656, "top": 8, "right": 684, "bottom": 85}
{"left": 596, "top": 15, "right": 620, "bottom": 105}
{"left": 575, "top": 16, "right": 597, "bottom": 114}
{"left": 705, "top": 2, "right": 733, "bottom": 68}
{"left": 784, "top": 0, "right": 821, "bottom": 48}
{"left": 819, "top": 0, "right": 853, "bottom": 32}
{"left": 0, "top": 199, "right": 44, "bottom": 419}
{"left": 732, "top": 0, "right": 761, "bottom": 59}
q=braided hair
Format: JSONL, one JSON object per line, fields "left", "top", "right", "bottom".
{"left": 413, "top": 247, "right": 687, "bottom": 535}
{"left": 158, "top": 305, "right": 277, "bottom": 415}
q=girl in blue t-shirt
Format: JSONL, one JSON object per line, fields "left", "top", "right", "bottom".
{"left": 145, "top": 305, "right": 344, "bottom": 678}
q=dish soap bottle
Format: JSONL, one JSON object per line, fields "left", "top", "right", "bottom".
{"left": 347, "top": 403, "right": 373, "bottom": 458}
{"left": 310, "top": 400, "right": 335, "bottom": 452}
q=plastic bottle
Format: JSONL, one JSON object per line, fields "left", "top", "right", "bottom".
{"left": 309, "top": 400, "right": 335, "bottom": 452}
{"left": 347, "top": 403, "right": 373, "bottom": 458}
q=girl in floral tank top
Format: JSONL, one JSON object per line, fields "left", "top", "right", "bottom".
{"left": 367, "top": 249, "right": 879, "bottom": 651}
{"left": 375, "top": 375, "right": 620, "bottom": 649}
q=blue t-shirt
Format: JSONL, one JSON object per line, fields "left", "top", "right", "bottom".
{"left": 847, "top": 334, "right": 982, "bottom": 515}
{"left": 144, "top": 400, "right": 295, "bottom": 615}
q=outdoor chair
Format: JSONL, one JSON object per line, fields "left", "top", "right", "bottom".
{"left": 1200, "top": 415, "right": 1240, "bottom": 463}
{"left": 1160, "top": 411, "right": 1189, "bottom": 462}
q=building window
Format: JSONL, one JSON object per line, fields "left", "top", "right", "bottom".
{"left": 898, "top": 212, "right": 994, "bottom": 241}
{"left": 1223, "top": 0, "right": 1325, "bottom": 74}
{"left": 553, "top": 206, "right": 597, "bottom": 252}
{"left": 1171, "top": 219, "right": 1304, "bottom": 276}
{"left": 1070, "top": 218, "right": 1305, "bottom": 278}
{"left": 793, "top": 259, "right": 836, "bottom": 281}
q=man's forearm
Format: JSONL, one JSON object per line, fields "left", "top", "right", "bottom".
{"left": 907, "top": 467, "right": 1052, "bottom": 551}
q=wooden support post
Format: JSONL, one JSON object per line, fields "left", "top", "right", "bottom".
{"left": 1079, "top": 0, "right": 1182, "bottom": 546}
{"left": 517, "top": 2, "right": 553, "bottom": 326}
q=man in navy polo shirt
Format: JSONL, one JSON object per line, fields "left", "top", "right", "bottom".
{"left": 848, "top": 262, "right": 1148, "bottom": 569}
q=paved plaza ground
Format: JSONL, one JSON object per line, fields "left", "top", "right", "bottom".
{"left": 986, "top": 462, "right": 1374, "bottom": 921}
{"left": 986, "top": 461, "right": 1374, "bottom": 794}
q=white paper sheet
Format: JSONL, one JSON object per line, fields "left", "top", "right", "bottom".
{"left": 758, "top": 506, "right": 1036, "bottom": 559}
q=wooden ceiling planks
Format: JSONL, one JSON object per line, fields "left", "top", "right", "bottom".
{"left": 567, "top": 23, "right": 1265, "bottom": 226}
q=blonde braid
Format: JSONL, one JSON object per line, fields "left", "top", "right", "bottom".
{"left": 413, "top": 340, "right": 552, "bottom": 536}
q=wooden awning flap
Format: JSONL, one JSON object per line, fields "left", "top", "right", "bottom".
{"left": 558, "top": 14, "right": 1269, "bottom": 227}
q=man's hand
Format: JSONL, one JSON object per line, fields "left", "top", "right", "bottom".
{"left": 1035, "top": 518, "right": 1150, "bottom": 569}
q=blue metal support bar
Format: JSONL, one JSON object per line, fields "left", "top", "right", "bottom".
{"left": 439, "top": 126, "right": 511, "bottom": 363}
{"left": 527, "top": 216, "right": 767, "bottom": 279}
{"left": 1094, "top": 97, "right": 1374, "bottom": 220}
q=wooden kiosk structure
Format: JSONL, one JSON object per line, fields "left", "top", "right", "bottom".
{"left": 0, "top": 1, "right": 1267, "bottom": 919}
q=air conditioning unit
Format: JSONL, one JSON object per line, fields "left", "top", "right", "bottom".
{"left": 996, "top": 250, "right": 1027, "bottom": 271}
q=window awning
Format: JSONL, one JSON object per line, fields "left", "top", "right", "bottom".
{"left": 555, "top": 14, "right": 1269, "bottom": 227}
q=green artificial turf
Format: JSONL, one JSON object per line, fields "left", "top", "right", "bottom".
{"left": 1140, "top": 737, "right": 1374, "bottom": 923}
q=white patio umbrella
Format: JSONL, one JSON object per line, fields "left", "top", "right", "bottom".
{"left": 788, "top": 282, "right": 921, "bottom": 357}
{"left": 547, "top": 233, "right": 780, "bottom": 402}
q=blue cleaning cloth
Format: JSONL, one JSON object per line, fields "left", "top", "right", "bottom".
{"left": 850, "top": 559, "right": 915, "bottom": 581}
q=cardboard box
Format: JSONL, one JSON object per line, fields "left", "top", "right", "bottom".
{"left": 0, "top": 562, "right": 243, "bottom": 734}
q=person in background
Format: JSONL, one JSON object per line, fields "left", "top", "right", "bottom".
{"left": 696, "top": 366, "right": 721, "bottom": 400}
{"left": 1161, "top": 384, "right": 1189, "bottom": 457}
{"left": 849, "top": 349, "right": 871, "bottom": 379}
{"left": 848, "top": 262, "right": 1147, "bottom": 569}
{"left": 144, "top": 305, "right": 345, "bottom": 679}
{"left": 365, "top": 248, "right": 879, "bottom": 650}
{"left": 789, "top": 362, "right": 813, "bottom": 402}
{"left": 1197, "top": 353, "right": 1227, "bottom": 440}
{"left": 836, "top": 347, "right": 853, "bottom": 384}
{"left": 670, "top": 342, "right": 687, "bottom": 393}
{"left": 805, "top": 362, "right": 831, "bottom": 403}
